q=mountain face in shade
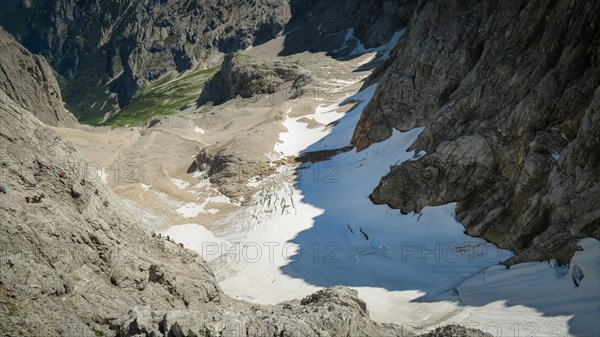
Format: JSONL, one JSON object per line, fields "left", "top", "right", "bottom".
{"left": 353, "top": 0, "right": 600, "bottom": 265}
{"left": 0, "top": 0, "right": 415, "bottom": 122}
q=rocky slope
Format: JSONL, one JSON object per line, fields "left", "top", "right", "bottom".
{"left": 0, "top": 88, "right": 223, "bottom": 336}
{"left": 110, "top": 287, "right": 412, "bottom": 337}
{"left": 0, "top": 28, "right": 77, "bottom": 127}
{"left": 352, "top": 0, "right": 600, "bottom": 265}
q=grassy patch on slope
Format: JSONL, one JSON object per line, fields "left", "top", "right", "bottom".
{"left": 103, "top": 66, "right": 220, "bottom": 127}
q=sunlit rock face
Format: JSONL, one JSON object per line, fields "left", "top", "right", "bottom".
{"left": 0, "top": 28, "right": 78, "bottom": 127}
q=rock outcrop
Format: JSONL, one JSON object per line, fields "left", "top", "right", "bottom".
{"left": 352, "top": 0, "right": 600, "bottom": 264}
{"left": 110, "top": 287, "right": 407, "bottom": 337}
{"left": 198, "top": 53, "right": 312, "bottom": 105}
{"left": 0, "top": 28, "right": 77, "bottom": 127}
{"left": 421, "top": 325, "right": 492, "bottom": 337}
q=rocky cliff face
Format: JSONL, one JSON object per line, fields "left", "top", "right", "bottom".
{"left": 353, "top": 0, "right": 600, "bottom": 265}
{"left": 0, "top": 0, "right": 418, "bottom": 122}
{"left": 0, "top": 28, "right": 77, "bottom": 127}
{"left": 0, "top": 0, "right": 292, "bottom": 121}
{"left": 288, "top": 0, "right": 417, "bottom": 49}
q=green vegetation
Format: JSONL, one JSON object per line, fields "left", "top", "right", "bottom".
{"left": 232, "top": 52, "right": 248, "bottom": 59}
{"left": 90, "top": 326, "right": 105, "bottom": 337}
{"left": 0, "top": 285, "right": 19, "bottom": 316}
{"left": 103, "top": 66, "right": 220, "bottom": 127}
{"left": 74, "top": 35, "right": 86, "bottom": 49}
{"left": 163, "top": 34, "right": 177, "bottom": 45}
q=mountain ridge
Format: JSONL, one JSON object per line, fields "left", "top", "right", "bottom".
{"left": 0, "top": 28, "right": 77, "bottom": 127}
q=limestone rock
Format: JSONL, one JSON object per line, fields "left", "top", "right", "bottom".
{"left": 0, "top": 28, "right": 78, "bottom": 127}
{"left": 111, "top": 287, "right": 409, "bottom": 337}
{"left": 353, "top": 0, "right": 600, "bottom": 264}
{"left": 0, "top": 90, "right": 221, "bottom": 336}
{"left": 421, "top": 325, "right": 493, "bottom": 337}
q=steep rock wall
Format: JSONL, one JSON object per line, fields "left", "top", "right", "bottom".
{"left": 352, "top": 0, "right": 600, "bottom": 265}
{"left": 0, "top": 28, "right": 77, "bottom": 127}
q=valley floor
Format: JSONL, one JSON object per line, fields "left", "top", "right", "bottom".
{"left": 56, "top": 32, "right": 599, "bottom": 337}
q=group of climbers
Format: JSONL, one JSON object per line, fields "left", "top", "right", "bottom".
{"left": 6, "top": 168, "right": 191, "bottom": 252}
{"left": 1, "top": 185, "right": 42, "bottom": 203}
{"left": 20, "top": 170, "right": 65, "bottom": 203}
{"left": 25, "top": 195, "right": 44, "bottom": 203}
{"left": 152, "top": 233, "right": 185, "bottom": 248}
{"left": 13, "top": 169, "right": 111, "bottom": 207}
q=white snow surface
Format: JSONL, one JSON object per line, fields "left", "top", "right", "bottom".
{"left": 170, "top": 178, "right": 190, "bottom": 190}
{"left": 333, "top": 29, "right": 405, "bottom": 62}
{"left": 160, "top": 83, "right": 599, "bottom": 336}
{"left": 274, "top": 86, "right": 377, "bottom": 157}
{"left": 175, "top": 195, "right": 231, "bottom": 218}
{"left": 176, "top": 202, "right": 206, "bottom": 218}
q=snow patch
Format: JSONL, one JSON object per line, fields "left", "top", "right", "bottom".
{"left": 170, "top": 178, "right": 190, "bottom": 190}
{"left": 273, "top": 87, "right": 376, "bottom": 157}
{"left": 193, "top": 178, "right": 212, "bottom": 189}
{"left": 176, "top": 203, "right": 205, "bottom": 218}
{"left": 175, "top": 194, "right": 232, "bottom": 218}
{"left": 248, "top": 176, "right": 261, "bottom": 187}
{"left": 357, "top": 54, "right": 376, "bottom": 66}
{"left": 333, "top": 29, "right": 405, "bottom": 62}
{"left": 456, "top": 238, "right": 600, "bottom": 337}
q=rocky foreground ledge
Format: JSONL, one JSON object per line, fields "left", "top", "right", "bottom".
{"left": 110, "top": 287, "right": 491, "bottom": 337}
